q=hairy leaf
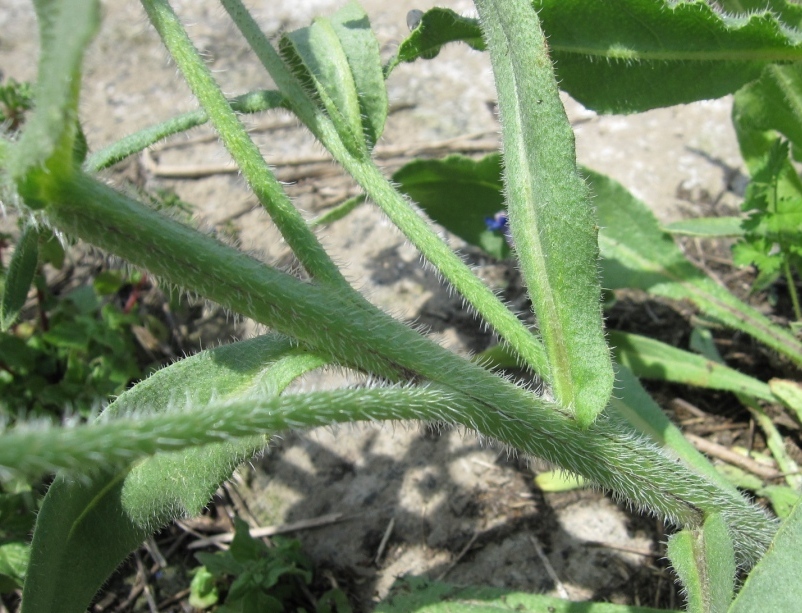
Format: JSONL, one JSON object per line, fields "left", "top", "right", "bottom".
{"left": 1, "top": 225, "right": 38, "bottom": 331}
{"left": 21, "top": 334, "right": 326, "bottom": 613}
{"left": 389, "top": 1, "right": 802, "bottom": 113}
{"left": 730, "top": 499, "right": 802, "bottom": 612}
{"left": 476, "top": 0, "right": 613, "bottom": 426}
{"left": 667, "top": 514, "right": 735, "bottom": 613}
{"left": 12, "top": 0, "right": 99, "bottom": 204}
{"left": 279, "top": 2, "right": 386, "bottom": 154}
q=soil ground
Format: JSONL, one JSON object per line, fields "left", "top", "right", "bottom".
{"left": 1, "top": 1, "right": 798, "bottom": 611}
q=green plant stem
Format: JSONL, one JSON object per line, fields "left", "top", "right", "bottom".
{"left": 41, "top": 170, "right": 776, "bottom": 568}
{"left": 220, "top": 0, "right": 550, "bottom": 380}
{"left": 783, "top": 258, "right": 802, "bottom": 322}
{"left": 139, "top": 0, "right": 344, "bottom": 288}
{"left": 84, "top": 89, "right": 287, "bottom": 172}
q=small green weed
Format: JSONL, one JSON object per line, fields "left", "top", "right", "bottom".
{"left": 190, "top": 517, "right": 351, "bottom": 613}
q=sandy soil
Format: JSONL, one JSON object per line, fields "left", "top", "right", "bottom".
{"left": 0, "top": 0, "right": 756, "bottom": 610}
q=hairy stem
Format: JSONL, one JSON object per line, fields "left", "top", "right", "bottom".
{"left": 140, "top": 0, "right": 344, "bottom": 287}
{"left": 42, "top": 170, "right": 776, "bottom": 568}
{"left": 220, "top": 0, "right": 550, "bottom": 379}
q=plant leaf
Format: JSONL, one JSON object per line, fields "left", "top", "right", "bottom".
{"left": 392, "top": 155, "right": 510, "bottom": 259}
{"left": 586, "top": 167, "right": 802, "bottom": 368}
{"left": 667, "top": 514, "right": 735, "bottom": 613}
{"left": 732, "top": 64, "right": 802, "bottom": 168}
{"left": 21, "top": 334, "right": 326, "bottom": 613}
{"left": 729, "top": 498, "right": 802, "bottom": 612}
{"left": 769, "top": 378, "right": 802, "bottom": 425}
{"left": 389, "top": 1, "right": 802, "bottom": 113}
{"left": 375, "top": 575, "right": 674, "bottom": 612}
{"left": 11, "top": 0, "right": 99, "bottom": 204}
{"left": 663, "top": 217, "right": 746, "bottom": 238}
{"left": 476, "top": 0, "right": 613, "bottom": 426}
{"left": 1, "top": 225, "right": 39, "bottom": 331}
{"left": 279, "top": 2, "right": 386, "bottom": 154}
{"left": 609, "top": 330, "right": 775, "bottom": 402}
{"left": 385, "top": 8, "right": 486, "bottom": 74}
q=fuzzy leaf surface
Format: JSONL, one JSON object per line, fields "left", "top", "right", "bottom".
{"left": 21, "top": 334, "right": 325, "bottom": 613}
{"left": 476, "top": 0, "right": 613, "bottom": 426}
{"left": 389, "top": 0, "right": 802, "bottom": 113}
{"left": 667, "top": 514, "right": 735, "bottom": 613}
{"left": 0, "top": 226, "right": 38, "bottom": 331}
{"left": 280, "top": 2, "right": 386, "bottom": 153}
{"left": 12, "top": 0, "right": 99, "bottom": 200}
{"left": 729, "top": 499, "right": 802, "bottom": 612}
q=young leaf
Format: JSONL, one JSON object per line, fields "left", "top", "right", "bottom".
{"left": 1, "top": 225, "right": 39, "bottom": 331}
{"left": 21, "top": 334, "right": 326, "bottom": 613}
{"left": 666, "top": 514, "right": 735, "bottom": 613}
{"left": 279, "top": 2, "right": 386, "bottom": 154}
{"left": 476, "top": 0, "right": 614, "bottom": 426}
{"left": 729, "top": 498, "right": 802, "bottom": 612}
{"left": 731, "top": 139, "right": 802, "bottom": 292}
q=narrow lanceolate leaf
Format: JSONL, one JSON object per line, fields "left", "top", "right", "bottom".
{"left": 729, "top": 499, "right": 802, "bottom": 612}
{"left": 11, "top": 0, "right": 99, "bottom": 204}
{"left": 21, "top": 334, "right": 327, "bottom": 613}
{"left": 279, "top": 1, "right": 386, "bottom": 154}
{"left": 663, "top": 216, "right": 746, "bottom": 238}
{"left": 390, "top": 1, "right": 802, "bottom": 113}
{"left": 475, "top": 0, "right": 613, "bottom": 426}
{"left": 667, "top": 514, "right": 735, "bottom": 613}
{"left": 0, "top": 225, "right": 38, "bottom": 331}
{"left": 609, "top": 331, "right": 775, "bottom": 402}
{"left": 586, "top": 168, "right": 802, "bottom": 368}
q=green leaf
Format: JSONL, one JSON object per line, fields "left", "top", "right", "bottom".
{"left": 586, "top": 167, "right": 802, "bottom": 368}
{"left": 385, "top": 8, "right": 486, "bottom": 74}
{"left": 769, "top": 378, "right": 802, "bottom": 425}
{"left": 667, "top": 514, "right": 735, "bottom": 613}
{"left": 189, "top": 565, "right": 220, "bottom": 609}
{"left": 0, "top": 541, "right": 29, "bottom": 591}
{"left": 390, "top": 1, "right": 802, "bottom": 113}
{"left": 12, "top": 0, "right": 99, "bottom": 205}
{"left": 477, "top": 0, "right": 613, "bottom": 426}
{"left": 717, "top": 0, "right": 802, "bottom": 30}
{"left": 732, "top": 64, "right": 802, "bottom": 169}
{"left": 21, "top": 333, "right": 327, "bottom": 613}
{"left": 729, "top": 499, "right": 802, "bottom": 612}
{"left": 392, "top": 155, "right": 510, "bottom": 259}
{"left": 663, "top": 217, "right": 746, "bottom": 238}
{"left": 609, "top": 330, "right": 775, "bottom": 402}
{"left": 279, "top": 2, "right": 386, "bottom": 155}
{"left": 1, "top": 225, "right": 39, "bottom": 331}
{"left": 375, "top": 575, "right": 674, "bottom": 612}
